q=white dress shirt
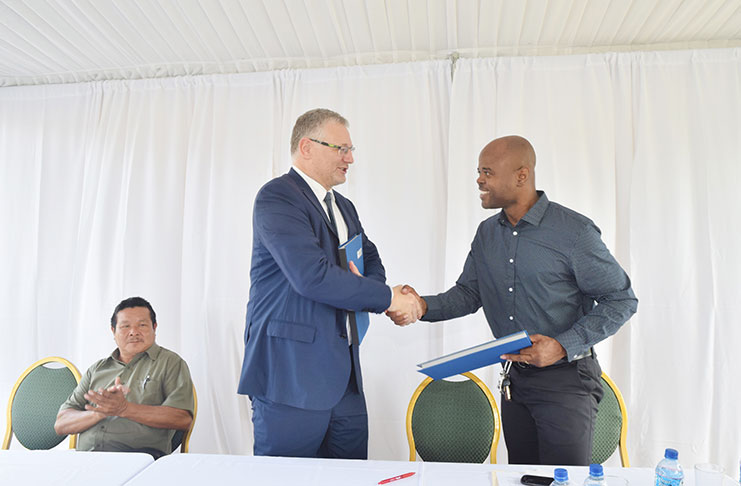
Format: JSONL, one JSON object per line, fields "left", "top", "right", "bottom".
{"left": 292, "top": 165, "right": 349, "bottom": 245}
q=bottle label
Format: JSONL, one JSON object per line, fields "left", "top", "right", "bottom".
{"left": 655, "top": 476, "right": 683, "bottom": 486}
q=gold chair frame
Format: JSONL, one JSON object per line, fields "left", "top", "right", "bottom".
{"left": 600, "top": 371, "right": 630, "bottom": 467}
{"left": 177, "top": 383, "right": 198, "bottom": 453}
{"left": 3, "top": 356, "right": 82, "bottom": 449}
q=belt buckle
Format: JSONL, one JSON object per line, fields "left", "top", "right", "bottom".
{"left": 572, "top": 348, "right": 593, "bottom": 361}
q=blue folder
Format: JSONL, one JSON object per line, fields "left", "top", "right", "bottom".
{"left": 338, "top": 233, "right": 370, "bottom": 344}
{"left": 417, "top": 330, "right": 532, "bottom": 380}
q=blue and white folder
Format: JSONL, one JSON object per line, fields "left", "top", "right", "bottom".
{"left": 338, "top": 233, "right": 370, "bottom": 344}
{"left": 417, "top": 330, "right": 532, "bottom": 380}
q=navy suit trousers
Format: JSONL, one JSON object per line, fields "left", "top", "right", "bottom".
{"left": 251, "top": 355, "right": 368, "bottom": 459}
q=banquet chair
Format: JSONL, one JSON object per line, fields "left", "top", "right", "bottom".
{"left": 3, "top": 356, "right": 81, "bottom": 449}
{"left": 170, "top": 383, "right": 198, "bottom": 453}
{"left": 591, "top": 372, "right": 630, "bottom": 466}
{"left": 406, "top": 372, "right": 500, "bottom": 463}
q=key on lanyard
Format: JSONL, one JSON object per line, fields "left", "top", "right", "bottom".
{"left": 498, "top": 360, "right": 513, "bottom": 401}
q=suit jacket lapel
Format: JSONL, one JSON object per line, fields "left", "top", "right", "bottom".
{"left": 334, "top": 192, "right": 359, "bottom": 239}
{"left": 288, "top": 168, "right": 339, "bottom": 238}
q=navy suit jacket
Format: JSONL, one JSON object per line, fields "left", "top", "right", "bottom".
{"left": 237, "top": 169, "right": 392, "bottom": 410}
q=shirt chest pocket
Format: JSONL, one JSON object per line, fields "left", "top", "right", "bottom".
{"left": 135, "top": 377, "right": 165, "bottom": 406}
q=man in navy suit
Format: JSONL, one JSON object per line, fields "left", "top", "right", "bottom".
{"left": 238, "top": 108, "right": 422, "bottom": 459}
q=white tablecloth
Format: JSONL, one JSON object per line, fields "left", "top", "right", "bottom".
{"left": 7, "top": 450, "right": 732, "bottom": 486}
{"left": 123, "top": 454, "right": 657, "bottom": 486}
{"left": 0, "top": 449, "right": 153, "bottom": 486}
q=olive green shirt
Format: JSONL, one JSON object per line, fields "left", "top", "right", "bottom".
{"left": 59, "top": 343, "right": 194, "bottom": 454}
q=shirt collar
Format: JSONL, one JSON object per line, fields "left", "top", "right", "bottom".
{"left": 292, "top": 165, "right": 334, "bottom": 204}
{"left": 110, "top": 342, "right": 161, "bottom": 364}
{"left": 498, "top": 191, "right": 549, "bottom": 227}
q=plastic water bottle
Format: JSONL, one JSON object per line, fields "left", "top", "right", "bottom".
{"left": 583, "top": 464, "right": 606, "bottom": 486}
{"left": 655, "top": 448, "right": 684, "bottom": 486}
{"left": 552, "top": 468, "right": 569, "bottom": 486}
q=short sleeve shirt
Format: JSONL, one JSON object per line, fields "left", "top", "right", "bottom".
{"left": 59, "top": 343, "right": 194, "bottom": 454}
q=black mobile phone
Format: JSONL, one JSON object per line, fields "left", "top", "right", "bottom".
{"left": 521, "top": 475, "right": 555, "bottom": 486}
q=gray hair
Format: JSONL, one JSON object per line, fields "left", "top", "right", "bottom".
{"left": 290, "top": 108, "right": 348, "bottom": 155}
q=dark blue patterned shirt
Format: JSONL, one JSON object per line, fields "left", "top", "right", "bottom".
{"left": 423, "top": 192, "right": 638, "bottom": 360}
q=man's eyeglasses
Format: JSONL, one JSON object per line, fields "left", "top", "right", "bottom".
{"left": 309, "top": 138, "right": 356, "bottom": 156}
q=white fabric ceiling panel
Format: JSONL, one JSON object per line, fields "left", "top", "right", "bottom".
{"left": 0, "top": 0, "right": 740, "bottom": 87}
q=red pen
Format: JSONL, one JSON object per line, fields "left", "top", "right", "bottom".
{"left": 378, "top": 472, "right": 416, "bottom": 484}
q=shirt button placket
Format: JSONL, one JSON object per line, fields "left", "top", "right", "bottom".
{"left": 508, "top": 228, "right": 520, "bottom": 324}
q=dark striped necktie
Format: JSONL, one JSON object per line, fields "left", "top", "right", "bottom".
{"left": 324, "top": 192, "right": 337, "bottom": 233}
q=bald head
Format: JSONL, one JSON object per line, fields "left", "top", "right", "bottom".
{"left": 476, "top": 135, "right": 539, "bottom": 221}
{"left": 480, "top": 135, "right": 536, "bottom": 173}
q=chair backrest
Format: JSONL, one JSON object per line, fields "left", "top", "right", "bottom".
{"left": 3, "top": 356, "right": 81, "bottom": 450}
{"left": 170, "top": 383, "right": 198, "bottom": 453}
{"left": 591, "top": 372, "right": 630, "bottom": 466}
{"left": 406, "top": 372, "right": 500, "bottom": 463}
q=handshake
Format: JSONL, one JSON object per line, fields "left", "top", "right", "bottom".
{"left": 347, "top": 261, "right": 425, "bottom": 326}
{"left": 386, "top": 285, "right": 426, "bottom": 326}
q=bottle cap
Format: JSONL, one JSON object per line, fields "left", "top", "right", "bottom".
{"left": 554, "top": 468, "right": 568, "bottom": 482}
{"left": 664, "top": 448, "right": 678, "bottom": 460}
{"left": 589, "top": 464, "right": 604, "bottom": 478}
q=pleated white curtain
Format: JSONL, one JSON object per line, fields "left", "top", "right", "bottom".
{"left": 622, "top": 49, "right": 741, "bottom": 472}
{"left": 0, "top": 61, "right": 453, "bottom": 459}
{"left": 0, "top": 73, "right": 280, "bottom": 455}
{"left": 1, "top": 49, "right": 740, "bottom": 471}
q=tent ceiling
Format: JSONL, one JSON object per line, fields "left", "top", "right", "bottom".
{"left": 1, "top": 0, "right": 740, "bottom": 87}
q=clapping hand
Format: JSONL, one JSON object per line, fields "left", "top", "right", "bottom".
{"left": 84, "top": 376, "right": 130, "bottom": 416}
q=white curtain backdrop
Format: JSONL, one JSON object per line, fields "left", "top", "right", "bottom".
{"left": 0, "top": 60, "right": 453, "bottom": 460}
{"left": 1, "top": 49, "right": 739, "bottom": 472}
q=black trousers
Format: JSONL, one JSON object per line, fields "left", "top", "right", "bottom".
{"left": 501, "top": 355, "right": 603, "bottom": 465}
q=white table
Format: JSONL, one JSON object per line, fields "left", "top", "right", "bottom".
{"left": 0, "top": 449, "right": 153, "bottom": 486}
{"left": 123, "top": 454, "right": 655, "bottom": 486}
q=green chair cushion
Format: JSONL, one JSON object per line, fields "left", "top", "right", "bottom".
{"left": 11, "top": 365, "right": 78, "bottom": 449}
{"left": 591, "top": 377, "right": 622, "bottom": 464}
{"left": 411, "top": 379, "right": 494, "bottom": 463}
